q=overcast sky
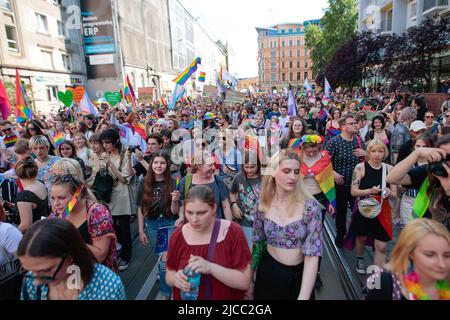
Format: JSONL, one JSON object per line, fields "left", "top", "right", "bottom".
{"left": 178, "top": 0, "right": 329, "bottom": 78}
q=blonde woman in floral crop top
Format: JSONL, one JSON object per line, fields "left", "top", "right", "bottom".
{"left": 251, "top": 149, "right": 323, "bottom": 300}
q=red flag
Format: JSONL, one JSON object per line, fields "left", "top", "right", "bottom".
{"left": 0, "top": 79, "right": 11, "bottom": 120}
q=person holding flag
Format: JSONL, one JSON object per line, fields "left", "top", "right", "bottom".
{"left": 137, "top": 151, "right": 180, "bottom": 300}
{"left": 49, "top": 173, "right": 118, "bottom": 272}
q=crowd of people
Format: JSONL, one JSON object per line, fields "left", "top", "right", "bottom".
{"left": 0, "top": 85, "right": 449, "bottom": 300}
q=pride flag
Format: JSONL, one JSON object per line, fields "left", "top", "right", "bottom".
{"left": 54, "top": 132, "right": 65, "bottom": 147}
{"left": 79, "top": 90, "right": 98, "bottom": 116}
{"left": 198, "top": 72, "right": 206, "bottom": 82}
{"left": 124, "top": 75, "right": 137, "bottom": 112}
{"left": 173, "top": 57, "right": 201, "bottom": 85}
{"left": 300, "top": 151, "right": 336, "bottom": 212}
{"left": 14, "top": 70, "right": 33, "bottom": 123}
{"left": 3, "top": 135, "right": 17, "bottom": 148}
{"left": 0, "top": 79, "right": 11, "bottom": 120}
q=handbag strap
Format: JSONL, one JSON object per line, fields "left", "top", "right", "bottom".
{"left": 204, "top": 219, "right": 221, "bottom": 300}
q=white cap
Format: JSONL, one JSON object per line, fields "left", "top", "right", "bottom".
{"left": 409, "top": 120, "right": 427, "bottom": 132}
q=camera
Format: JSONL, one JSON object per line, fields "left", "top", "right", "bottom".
{"left": 429, "top": 154, "right": 450, "bottom": 177}
{"left": 127, "top": 145, "right": 141, "bottom": 153}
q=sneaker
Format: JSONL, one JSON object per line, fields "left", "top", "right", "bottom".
{"left": 356, "top": 259, "right": 366, "bottom": 275}
{"left": 118, "top": 259, "right": 129, "bottom": 271}
{"left": 314, "top": 274, "right": 323, "bottom": 289}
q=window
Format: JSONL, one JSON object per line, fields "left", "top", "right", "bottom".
{"left": 281, "top": 30, "right": 285, "bottom": 33}
{"left": 282, "top": 73, "right": 286, "bottom": 81}
{"left": 46, "top": 86, "right": 58, "bottom": 101}
{"left": 297, "top": 61, "right": 300, "bottom": 68}
{"left": 289, "top": 61, "right": 293, "bottom": 69}
{"left": 289, "top": 29, "right": 292, "bottom": 33}
{"left": 57, "top": 20, "right": 65, "bottom": 37}
{"left": 282, "top": 51, "right": 285, "bottom": 57}
{"left": 5, "top": 25, "right": 18, "bottom": 51}
{"left": 271, "top": 62, "right": 276, "bottom": 70}
{"left": 36, "top": 13, "right": 48, "bottom": 33}
{"left": 41, "top": 50, "right": 54, "bottom": 69}
{"left": 410, "top": 1, "right": 417, "bottom": 18}
{"left": 304, "top": 72, "right": 308, "bottom": 80}
{"left": 297, "top": 40, "right": 301, "bottom": 46}
{"left": 282, "top": 41, "right": 285, "bottom": 47}
{"left": 282, "top": 61, "right": 285, "bottom": 69}
{"left": 0, "top": 0, "right": 11, "bottom": 11}
{"left": 290, "top": 73, "right": 293, "bottom": 81}
{"left": 305, "top": 60, "right": 308, "bottom": 68}
{"left": 297, "top": 50, "right": 300, "bottom": 57}
{"left": 296, "top": 28, "right": 300, "bottom": 33}
{"left": 290, "top": 50, "right": 292, "bottom": 57}
{"left": 297, "top": 72, "right": 301, "bottom": 81}
{"left": 271, "top": 73, "right": 277, "bottom": 81}
{"left": 289, "top": 40, "right": 293, "bottom": 47}
{"left": 61, "top": 53, "right": 71, "bottom": 70}
{"left": 270, "top": 50, "right": 276, "bottom": 58}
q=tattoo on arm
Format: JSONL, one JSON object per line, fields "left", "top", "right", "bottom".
{"left": 352, "top": 165, "right": 361, "bottom": 188}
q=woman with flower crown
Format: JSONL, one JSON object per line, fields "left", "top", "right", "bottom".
{"left": 365, "top": 218, "right": 450, "bottom": 300}
{"left": 293, "top": 134, "right": 336, "bottom": 289}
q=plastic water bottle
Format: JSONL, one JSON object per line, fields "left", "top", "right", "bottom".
{"left": 180, "top": 267, "right": 201, "bottom": 300}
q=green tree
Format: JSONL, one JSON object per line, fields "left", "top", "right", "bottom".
{"left": 305, "top": 0, "right": 358, "bottom": 75}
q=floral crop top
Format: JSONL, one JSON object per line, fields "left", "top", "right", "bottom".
{"left": 252, "top": 199, "right": 323, "bottom": 256}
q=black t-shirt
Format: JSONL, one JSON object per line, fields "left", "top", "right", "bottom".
{"left": 407, "top": 165, "right": 450, "bottom": 222}
{"left": 397, "top": 140, "right": 414, "bottom": 164}
{"left": 365, "top": 271, "right": 407, "bottom": 300}
{"left": 136, "top": 179, "right": 177, "bottom": 219}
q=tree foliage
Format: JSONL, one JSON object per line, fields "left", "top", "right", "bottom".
{"left": 305, "top": 0, "right": 358, "bottom": 75}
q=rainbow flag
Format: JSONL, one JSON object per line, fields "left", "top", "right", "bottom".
{"left": 301, "top": 151, "right": 336, "bottom": 212}
{"left": 124, "top": 75, "right": 137, "bottom": 112}
{"left": 325, "top": 127, "right": 341, "bottom": 143}
{"left": 63, "top": 185, "right": 83, "bottom": 219}
{"left": 198, "top": 72, "right": 206, "bottom": 82}
{"left": 14, "top": 70, "right": 33, "bottom": 123}
{"left": 3, "top": 135, "right": 17, "bottom": 148}
{"left": 54, "top": 132, "right": 65, "bottom": 147}
{"left": 173, "top": 57, "right": 201, "bottom": 85}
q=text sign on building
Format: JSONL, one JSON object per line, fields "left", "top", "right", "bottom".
{"left": 80, "top": 0, "right": 117, "bottom": 78}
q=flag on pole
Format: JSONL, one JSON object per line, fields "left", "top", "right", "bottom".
{"left": 287, "top": 88, "right": 297, "bottom": 117}
{"left": 198, "top": 71, "right": 206, "bottom": 82}
{"left": 14, "top": 70, "right": 33, "bottom": 123}
{"left": 304, "top": 78, "right": 312, "bottom": 96}
{"left": 324, "top": 77, "right": 332, "bottom": 98}
{"left": 216, "top": 71, "right": 225, "bottom": 98}
{"left": 173, "top": 57, "right": 201, "bottom": 85}
{"left": 0, "top": 79, "right": 12, "bottom": 120}
{"left": 79, "top": 90, "right": 98, "bottom": 116}
{"left": 220, "top": 67, "right": 237, "bottom": 90}
{"left": 124, "top": 75, "right": 137, "bottom": 112}
{"left": 168, "top": 84, "right": 186, "bottom": 110}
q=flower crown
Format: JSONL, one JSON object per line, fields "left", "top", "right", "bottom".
{"left": 301, "top": 135, "right": 325, "bottom": 144}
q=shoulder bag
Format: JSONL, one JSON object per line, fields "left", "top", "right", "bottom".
{"left": 358, "top": 164, "right": 387, "bottom": 219}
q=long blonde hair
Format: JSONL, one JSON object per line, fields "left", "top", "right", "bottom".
{"left": 387, "top": 219, "right": 450, "bottom": 284}
{"left": 259, "top": 149, "right": 315, "bottom": 215}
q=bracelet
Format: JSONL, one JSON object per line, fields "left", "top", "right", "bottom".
{"left": 230, "top": 201, "right": 237, "bottom": 208}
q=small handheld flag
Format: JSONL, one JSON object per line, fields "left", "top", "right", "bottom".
{"left": 62, "top": 185, "right": 83, "bottom": 220}
{"left": 54, "top": 132, "right": 65, "bottom": 147}
{"left": 198, "top": 72, "right": 206, "bottom": 82}
{"left": 155, "top": 226, "right": 172, "bottom": 255}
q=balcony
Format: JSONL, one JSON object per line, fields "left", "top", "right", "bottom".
{"left": 423, "top": 0, "right": 449, "bottom": 16}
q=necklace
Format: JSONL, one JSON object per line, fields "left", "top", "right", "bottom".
{"left": 404, "top": 272, "right": 450, "bottom": 300}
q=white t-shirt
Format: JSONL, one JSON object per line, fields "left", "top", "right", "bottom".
{"left": 0, "top": 222, "right": 23, "bottom": 266}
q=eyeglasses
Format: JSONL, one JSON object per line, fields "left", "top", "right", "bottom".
{"left": 426, "top": 116, "right": 435, "bottom": 119}
{"left": 51, "top": 174, "right": 79, "bottom": 185}
{"left": 2, "top": 128, "right": 12, "bottom": 133}
{"left": 21, "top": 256, "right": 67, "bottom": 282}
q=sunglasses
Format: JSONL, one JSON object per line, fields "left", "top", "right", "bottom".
{"left": 27, "top": 127, "right": 36, "bottom": 131}
{"left": 426, "top": 116, "right": 434, "bottom": 119}
{"left": 2, "top": 128, "right": 12, "bottom": 133}
{"left": 51, "top": 174, "right": 79, "bottom": 185}
{"left": 446, "top": 115, "right": 450, "bottom": 118}
{"left": 21, "top": 256, "right": 67, "bottom": 282}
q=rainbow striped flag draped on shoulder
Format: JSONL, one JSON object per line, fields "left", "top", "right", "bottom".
{"left": 173, "top": 57, "right": 201, "bottom": 85}
{"left": 300, "top": 150, "right": 336, "bottom": 212}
